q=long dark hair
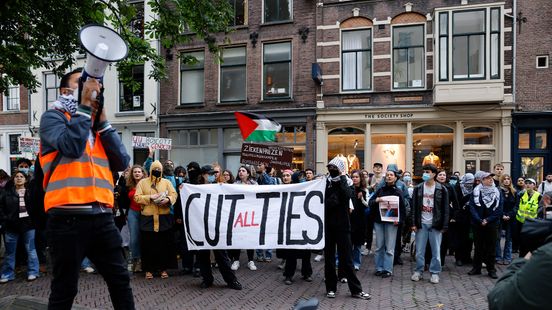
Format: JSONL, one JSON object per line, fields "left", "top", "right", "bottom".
{"left": 351, "top": 169, "right": 367, "bottom": 190}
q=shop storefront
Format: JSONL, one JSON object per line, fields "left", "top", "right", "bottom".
{"left": 316, "top": 105, "right": 513, "bottom": 177}
{"left": 512, "top": 112, "right": 552, "bottom": 182}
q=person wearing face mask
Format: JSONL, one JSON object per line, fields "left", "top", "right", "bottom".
{"left": 15, "top": 158, "right": 32, "bottom": 178}
{"left": 410, "top": 164, "right": 449, "bottom": 284}
{"left": 144, "top": 148, "right": 177, "bottom": 203}
{"left": 134, "top": 161, "right": 177, "bottom": 280}
{"left": 324, "top": 157, "right": 371, "bottom": 300}
{"left": 39, "top": 68, "right": 134, "bottom": 309}
{"left": 468, "top": 171, "right": 503, "bottom": 279}
{"left": 435, "top": 170, "right": 460, "bottom": 267}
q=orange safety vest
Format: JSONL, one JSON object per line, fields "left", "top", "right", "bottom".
{"left": 40, "top": 111, "right": 114, "bottom": 211}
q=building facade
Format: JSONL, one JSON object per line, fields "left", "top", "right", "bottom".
{"left": 159, "top": 0, "right": 318, "bottom": 172}
{"left": 314, "top": 0, "right": 515, "bottom": 178}
{"left": 0, "top": 85, "right": 30, "bottom": 173}
{"left": 511, "top": 0, "right": 552, "bottom": 182}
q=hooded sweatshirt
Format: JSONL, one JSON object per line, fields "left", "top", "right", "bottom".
{"left": 134, "top": 160, "right": 177, "bottom": 232}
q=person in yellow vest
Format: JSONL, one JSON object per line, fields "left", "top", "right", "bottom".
{"left": 39, "top": 68, "right": 133, "bottom": 309}
{"left": 134, "top": 160, "right": 177, "bottom": 280}
{"left": 514, "top": 178, "right": 542, "bottom": 257}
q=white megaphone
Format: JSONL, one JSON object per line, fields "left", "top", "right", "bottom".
{"left": 79, "top": 24, "right": 128, "bottom": 81}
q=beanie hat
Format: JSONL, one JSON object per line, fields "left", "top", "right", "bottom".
{"left": 327, "top": 156, "right": 346, "bottom": 174}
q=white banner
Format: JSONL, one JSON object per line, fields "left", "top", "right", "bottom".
{"left": 180, "top": 179, "right": 326, "bottom": 250}
{"left": 132, "top": 136, "right": 172, "bottom": 150}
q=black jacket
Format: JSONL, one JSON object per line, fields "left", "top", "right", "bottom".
{"left": 325, "top": 176, "right": 353, "bottom": 231}
{"left": 350, "top": 186, "right": 367, "bottom": 245}
{"left": 411, "top": 182, "right": 450, "bottom": 230}
{"left": 500, "top": 188, "right": 518, "bottom": 225}
{"left": 369, "top": 183, "right": 406, "bottom": 225}
{"left": 0, "top": 182, "right": 34, "bottom": 234}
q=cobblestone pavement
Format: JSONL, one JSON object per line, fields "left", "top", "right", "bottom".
{"left": 0, "top": 252, "right": 505, "bottom": 310}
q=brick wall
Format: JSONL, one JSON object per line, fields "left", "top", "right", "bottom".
{"left": 0, "top": 85, "right": 29, "bottom": 125}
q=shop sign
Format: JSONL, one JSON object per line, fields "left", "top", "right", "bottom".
{"left": 364, "top": 113, "right": 415, "bottom": 119}
{"left": 240, "top": 142, "right": 293, "bottom": 169}
{"left": 132, "top": 136, "right": 172, "bottom": 150}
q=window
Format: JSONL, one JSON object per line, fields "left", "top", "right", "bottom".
{"left": 537, "top": 55, "right": 549, "bottom": 69}
{"left": 9, "top": 134, "right": 21, "bottom": 155}
{"left": 180, "top": 51, "right": 205, "bottom": 105}
{"left": 263, "top": 42, "right": 291, "bottom": 100}
{"left": 229, "top": 0, "right": 247, "bottom": 26}
{"left": 45, "top": 73, "right": 60, "bottom": 110}
{"left": 129, "top": 0, "right": 145, "bottom": 38}
{"left": 276, "top": 126, "right": 306, "bottom": 143}
{"left": 220, "top": 47, "right": 246, "bottom": 102}
{"left": 464, "top": 126, "right": 493, "bottom": 144}
{"left": 264, "top": 0, "right": 291, "bottom": 23}
{"left": 342, "top": 29, "right": 372, "bottom": 91}
{"left": 327, "top": 127, "right": 365, "bottom": 172}
{"left": 452, "top": 10, "right": 486, "bottom": 80}
{"left": 393, "top": 25, "right": 424, "bottom": 89}
{"left": 413, "top": 125, "right": 454, "bottom": 176}
{"left": 4, "top": 85, "right": 20, "bottom": 111}
{"left": 536, "top": 130, "right": 547, "bottom": 149}
{"left": 119, "top": 65, "right": 144, "bottom": 112}
{"left": 518, "top": 130, "right": 530, "bottom": 149}
{"left": 490, "top": 8, "right": 500, "bottom": 79}
{"left": 439, "top": 12, "right": 449, "bottom": 81}
{"left": 169, "top": 129, "right": 218, "bottom": 147}
{"left": 169, "top": 129, "right": 219, "bottom": 167}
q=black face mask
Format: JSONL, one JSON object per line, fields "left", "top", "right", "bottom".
{"left": 151, "top": 170, "right": 162, "bottom": 178}
{"left": 329, "top": 169, "right": 340, "bottom": 178}
{"left": 188, "top": 169, "right": 200, "bottom": 184}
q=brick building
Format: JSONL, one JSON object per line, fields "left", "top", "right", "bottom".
{"left": 0, "top": 85, "right": 31, "bottom": 173}
{"left": 159, "top": 1, "right": 318, "bottom": 172}
{"left": 511, "top": 0, "right": 552, "bottom": 181}
{"left": 314, "top": 0, "right": 515, "bottom": 178}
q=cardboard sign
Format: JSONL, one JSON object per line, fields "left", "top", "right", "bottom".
{"left": 379, "top": 196, "right": 400, "bottom": 222}
{"left": 132, "top": 136, "right": 172, "bottom": 150}
{"left": 240, "top": 142, "right": 293, "bottom": 169}
{"left": 181, "top": 179, "right": 326, "bottom": 250}
{"left": 18, "top": 137, "right": 40, "bottom": 154}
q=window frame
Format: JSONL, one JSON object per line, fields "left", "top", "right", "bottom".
{"left": 262, "top": 41, "right": 292, "bottom": 101}
{"left": 4, "top": 85, "right": 20, "bottom": 111}
{"left": 9, "top": 134, "right": 21, "bottom": 155}
{"left": 490, "top": 7, "right": 501, "bottom": 79}
{"left": 391, "top": 24, "right": 426, "bottom": 90}
{"left": 229, "top": 0, "right": 247, "bottom": 27}
{"left": 180, "top": 51, "right": 206, "bottom": 105}
{"left": 463, "top": 125, "right": 494, "bottom": 145}
{"left": 340, "top": 28, "right": 373, "bottom": 92}
{"left": 263, "top": 0, "right": 293, "bottom": 24}
{"left": 452, "top": 9, "right": 487, "bottom": 81}
{"left": 44, "top": 72, "right": 60, "bottom": 110}
{"left": 219, "top": 46, "right": 247, "bottom": 103}
{"left": 536, "top": 55, "right": 549, "bottom": 69}
{"left": 439, "top": 12, "right": 449, "bottom": 81}
{"left": 119, "top": 64, "right": 145, "bottom": 112}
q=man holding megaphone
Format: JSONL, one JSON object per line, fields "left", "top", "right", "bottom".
{"left": 39, "top": 24, "right": 135, "bottom": 310}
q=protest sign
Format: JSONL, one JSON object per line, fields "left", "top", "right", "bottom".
{"left": 240, "top": 142, "right": 293, "bottom": 169}
{"left": 378, "top": 196, "right": 400, "bottom": 222}
{"left": 132, "top": 136, "right": 172, "bottom": 150}
{"left": 18, "top": 137, "right": 40, "bottom": 154}
{"left": 181, "top": 179, "right": 325, "bottom": 250}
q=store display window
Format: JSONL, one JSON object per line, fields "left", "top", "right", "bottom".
{"left": 371, "top": 134, "right": 406, "bottom": 171}
{"left": 412, "top": 125, "right": 454, "bottom": 177}
{"left": 328, "top": 127, "right": 364, "bottom": 173}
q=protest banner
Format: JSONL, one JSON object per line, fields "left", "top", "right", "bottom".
{"left": 378, "top": 196, "right": 400, "bottom": 222}
{"left": 18, "top": 137, "right": 40, "bottom": 154}
{"left": 181, "top": 179, "right": 325, "bottom": 250}
{"left": 240, "top": 142, "right": 293, "bottom": 169}
{"left": 132, "top": 136, "right": 172, "bottom": 150}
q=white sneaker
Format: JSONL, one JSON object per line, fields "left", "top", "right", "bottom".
{"left": 83, "top": 267, "right": 95, "bottom": 274}
{"left": 231, "top": 260, "right": 240, "bottom": 271}
{"left": 430, "top": 274, "right": 440, "bottom": 284}
{"left": 27, "top": 275, "right": 37, "bottom": 281}
{"left": 411, "top": 272, "right": 422, "bottom": 282}
{"left": 0, "top": 278, "right": 9, "bottom": 284}
{"left": 247, "top": 261, "right": 257, "bottom": 271}
{"left": 314, "top": 254, "right": 324, "bottom": 262}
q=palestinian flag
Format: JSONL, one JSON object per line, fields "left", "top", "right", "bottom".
{"left": 234, "top": 111, "right": 282, "bottom": 142}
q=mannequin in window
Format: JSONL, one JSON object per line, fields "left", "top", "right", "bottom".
{"left": 347, "top": 154, "right": 360, "bottom": 171}
{"left": 422, "top": 152, "right": 441, "bottom": 168}
{"left": 335, "top": 154, "right": 349, "bottom": 174}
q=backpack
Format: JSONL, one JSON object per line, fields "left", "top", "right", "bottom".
{"left": 28, "top": 152, "right": 61, "bottom": 230}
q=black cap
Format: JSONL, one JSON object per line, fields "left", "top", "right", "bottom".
{"left": 201, "top": 165, "right": 214, "bottom": 174}
{"left": 187, "top": 161, "right": 200, "bottom": 171}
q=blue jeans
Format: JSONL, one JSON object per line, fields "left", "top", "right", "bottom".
{"left": 374, "top": 223, "right": 398, "bottom": 273}
{"left": 255, "top": 249, "right": 272, "bottom": 260}
{"left": 1, "top": 230, "right": 39, "bottom": 280}
{"left": 415, "top": 223, "right": 442, "bottom": 274}
{"left": 352, "top": 245, "right": 362, "bottom": 268}
{"left": 496, "top": 221, "right": 512, "bottom": 262}
{"left": 127, "top": 209, "right": 141, "bottom": 259}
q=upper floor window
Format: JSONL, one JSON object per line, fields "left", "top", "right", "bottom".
{"left": 119, "top": 65, "right": 144, "bottom": 112}
{"left": 45, "top": 73, "right": 60, "bottom": 110}
{"left": 342, "top": 29, "right": 372, "bottom": 91}
{"left": 220, "top": 47, "right": 246, "bottom": 102}
{"left": 129, "top": 0, "right": 145, "bottom": 38}
{"left": 3, "top": 85, "right": 20, "bottom": 111}
{"left": 438, "top": 7, "right": 502, "bottom": 82}
{"left": 180, "top": 51, "right": 205, "bottom": 105}
{"left": 393, "top": 25, "right": 425, "bottom": 89}
{"left": 263, "top": 42, "right": 291, "bottom": 100}
{"left": 264, "top": 0, "right": 291, "bottom": 23}
{"left": 229, "top": 0, "right": 247, "bottom": 26}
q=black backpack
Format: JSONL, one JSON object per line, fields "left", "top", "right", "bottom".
{"left": 28, "top": 153, "right": 61, "bottom": 230}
